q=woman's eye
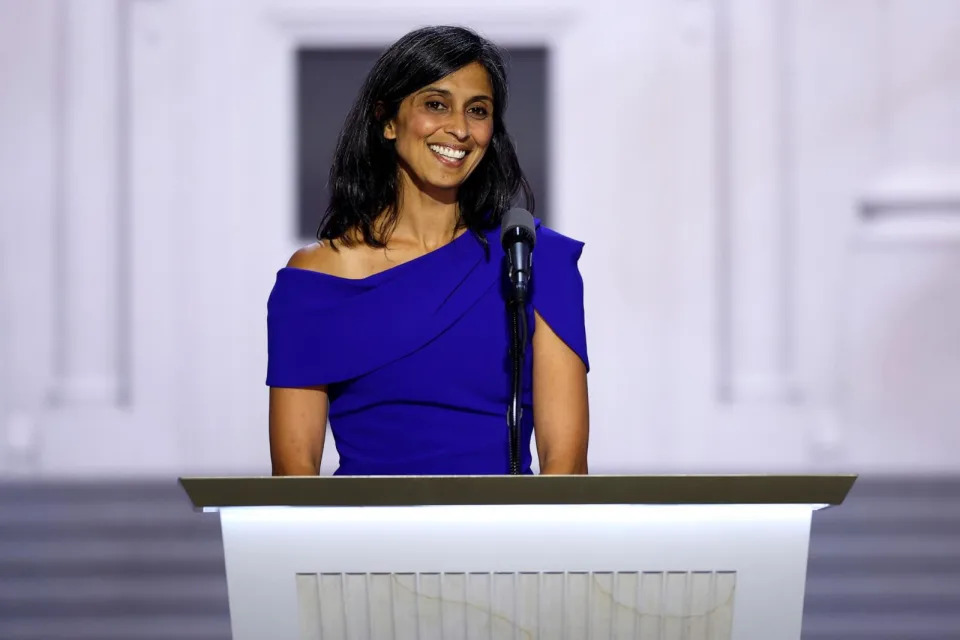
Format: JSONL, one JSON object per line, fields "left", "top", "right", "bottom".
{"left": 426, "top": 101, "right": 446, "bottom": 111}
{"left": 469, "top": 105, "right": 489, "bottom": 117}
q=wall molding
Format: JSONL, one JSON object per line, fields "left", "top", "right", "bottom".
{"left": 854, "top": 166, "right": 960, "bottom": 245}
{"left": 266, "top": 7, "right": 579, "bottom": 46}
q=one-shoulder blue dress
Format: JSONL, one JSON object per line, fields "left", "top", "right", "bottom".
{"left": 266, "top": 220, "right": 588, "bottom": 475}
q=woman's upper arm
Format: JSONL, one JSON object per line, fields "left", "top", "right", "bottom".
{"left": 532, "top": 310, "right": 589, "bottom": 474}
{"left": 268, "top": 385, "right": 329, "bottom": 475}
{"left": 267, "top": 245, "right": 335, "bottom": 476}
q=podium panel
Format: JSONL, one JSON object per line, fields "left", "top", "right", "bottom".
{"left": 293, "top": 570, "right": 737, "bottom": 640}
{"left": 180, "top": 475, "right": 855, "bottom": 640}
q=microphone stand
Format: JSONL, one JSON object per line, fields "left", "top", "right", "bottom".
{"left": 507, "top": 293, "right": 528, "bottom": 475}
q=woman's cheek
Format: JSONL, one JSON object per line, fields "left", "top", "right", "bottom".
{"left": 475, "top": 122, "right": 494, "bottom": 146}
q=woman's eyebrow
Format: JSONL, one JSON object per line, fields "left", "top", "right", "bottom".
{"left": 416, "top": 87, "right": 493, "bottom": 103}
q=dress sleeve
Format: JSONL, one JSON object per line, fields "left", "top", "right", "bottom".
{"left": 265, "top": 268, "right": 343, "bottom": 387}
{"left": 531, "top": 225, "right": 589, "bottom": 372}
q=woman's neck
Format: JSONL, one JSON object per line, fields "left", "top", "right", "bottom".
{"left": 390, "top": 171, "right": 461, "bottom": 251}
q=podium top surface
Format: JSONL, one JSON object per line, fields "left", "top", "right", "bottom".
{"left": 178, "top": 474, "right": 857, "bottom": 509}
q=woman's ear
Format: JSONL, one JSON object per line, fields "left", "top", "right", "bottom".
{"left": 375, "top": 102, "right": 396, "bottom": 140}
{"left": 383, "top": 120, "right": 397, "bottom": 140}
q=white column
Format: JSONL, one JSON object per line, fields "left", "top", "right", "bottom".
{"left": 718, "top": 0, "right": 796, "bottom": 402}
{"left": 0, "top": 0, "right": 61, "bottom": 472}
{"left": 52, "top": 0, "right": 124, "bottom": 405}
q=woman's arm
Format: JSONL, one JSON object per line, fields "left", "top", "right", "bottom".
{"left": 269, "top": 385, "right": 329, "bottom": 475}
{"left": 532, "top": 310, "right": 589, "bottom": 474}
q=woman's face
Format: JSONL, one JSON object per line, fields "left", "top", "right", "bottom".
{"left": 383, "top": 62, "right": 495, "bottom": 200}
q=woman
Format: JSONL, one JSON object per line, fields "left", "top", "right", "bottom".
{"left": 267, "top": 25, "right": 589, "bottom": 476}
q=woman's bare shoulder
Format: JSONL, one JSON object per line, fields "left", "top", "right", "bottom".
{"left": 287, "top": 242, "right": 337, "bottom": 272}
{"left": 286, "top": 240, "right": 372, "bottom": 279}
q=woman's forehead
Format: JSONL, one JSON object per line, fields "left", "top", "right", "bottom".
{"left": 418, "top": 62, "right": 493, "bottom": 95}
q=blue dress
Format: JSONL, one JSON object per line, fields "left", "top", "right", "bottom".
{"left": 265, "top": 220, "right": 588, "bottom": 475}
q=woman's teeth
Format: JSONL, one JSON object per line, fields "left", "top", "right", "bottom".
{"left": 429, "top": 144, "right": 467, "bottom": 160}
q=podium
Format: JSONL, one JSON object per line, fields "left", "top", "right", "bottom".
{"left": 179, "top": 474, "right": 855, "bottom": 640}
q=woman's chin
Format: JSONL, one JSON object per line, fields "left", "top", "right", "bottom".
{"left": 418, "top": 176, "right": 467, "bottom": 196}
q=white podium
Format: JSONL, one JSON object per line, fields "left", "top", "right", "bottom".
{"left": 179, "top": 475, "right": 855, "bottom": 640}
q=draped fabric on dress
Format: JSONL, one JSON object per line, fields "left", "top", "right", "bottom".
{"left": 266, "top": 221, "right": 587, "bottom": 475}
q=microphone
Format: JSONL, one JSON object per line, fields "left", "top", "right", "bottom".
{"left": 500, "top": 207, "right": 536, "bottom": 303}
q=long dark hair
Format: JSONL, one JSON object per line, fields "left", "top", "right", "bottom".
{"left": 318, "top": 25, "right": 534, "bottom": 247}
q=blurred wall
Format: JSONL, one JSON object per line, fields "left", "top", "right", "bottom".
{"left": 1, "top": 0, "right": 959, "bottom": 478}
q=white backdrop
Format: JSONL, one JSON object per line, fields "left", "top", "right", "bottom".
{"left": 1, "top": 0, "right": 959, "bottom": 477}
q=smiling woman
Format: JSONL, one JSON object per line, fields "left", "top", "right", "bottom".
{"left": 267, "top": 26, "right": 590, "bottom": 477}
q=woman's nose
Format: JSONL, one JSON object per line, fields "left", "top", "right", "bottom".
{"left": 446, "top": 112, "right": 469, "bottom": 140}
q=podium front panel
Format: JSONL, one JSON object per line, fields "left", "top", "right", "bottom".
{"left": 217, "top": 503, "right": 814, "bottom": 640}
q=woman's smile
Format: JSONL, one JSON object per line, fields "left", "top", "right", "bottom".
{"left": 428, "top": 143, "right": 469, "bottom": 167}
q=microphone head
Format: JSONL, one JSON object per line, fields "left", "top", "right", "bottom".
{"left": 500, "top": 207, "right": 536, "bottom": 249}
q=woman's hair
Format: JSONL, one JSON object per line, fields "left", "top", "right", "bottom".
{"left": 318, "top": 25, "right": 534, "bottom": 247}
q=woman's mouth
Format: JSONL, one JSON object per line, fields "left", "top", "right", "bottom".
{"left": 428, "top": 144, "right": 468, "bottom": 167}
